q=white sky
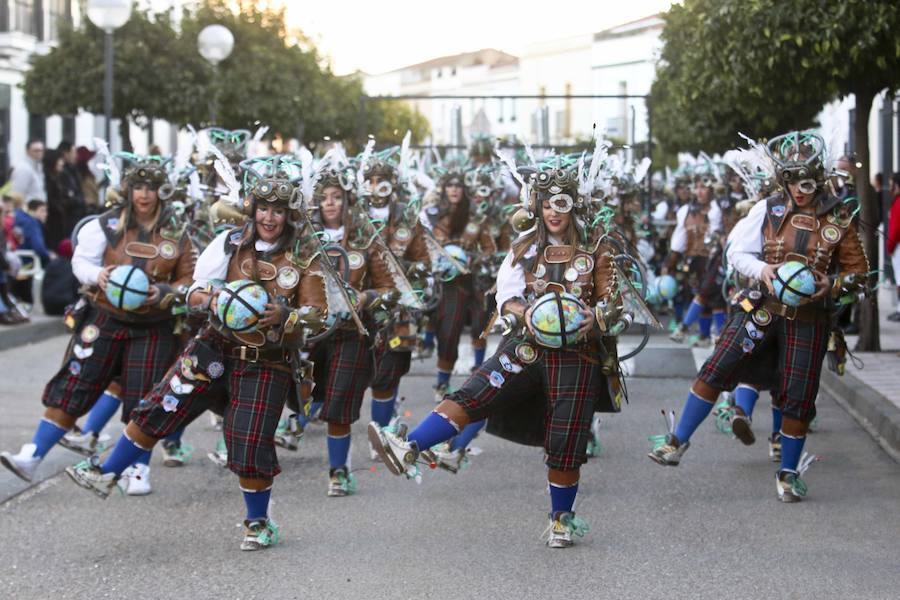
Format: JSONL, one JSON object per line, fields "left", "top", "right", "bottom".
{"left": 279, "top": 0, "right": 677, "bottom": 75}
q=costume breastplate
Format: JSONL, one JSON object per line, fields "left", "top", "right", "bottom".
{"left": 762, "top": 197, "right": 848, "bottom": 272}
{"left": 522, "top": 245, "right": 597, "bottom": 305}
{"left": 684, "top": 208, "right": 711, "bottom": 257}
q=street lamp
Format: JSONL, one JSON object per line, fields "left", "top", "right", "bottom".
{"left": 198, "top": 24, "right": 235, "bottom": 124}
{"left": 86, "top": 0, "right": 132, "bottom": 146}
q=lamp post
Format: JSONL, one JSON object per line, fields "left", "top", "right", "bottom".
{"left": 197, "top": 24, "right": 235, "bottom": 124}
{"left": 86, "top": 0, "right": 132, "bottom": 146}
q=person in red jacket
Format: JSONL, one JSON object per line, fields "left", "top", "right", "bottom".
{"left": 888, "top": 173, "right": 900, "bottom": 321}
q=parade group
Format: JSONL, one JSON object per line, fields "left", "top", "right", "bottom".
{"left": 0, "top": 124, "right": 870, "bottom": 550}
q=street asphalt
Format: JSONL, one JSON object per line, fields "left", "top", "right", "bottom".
{"left": 1, "top": 335, "right": 899, "bottom": 599}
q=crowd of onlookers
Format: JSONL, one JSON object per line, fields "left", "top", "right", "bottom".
{"left": 0, "top": 139, "right": 92, "bottom": 325}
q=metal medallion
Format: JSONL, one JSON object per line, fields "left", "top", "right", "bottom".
{"left": 751, "top": 309, "right": 772, "bottom": 327}
{"left": 277, "top": 266, "right": 300, "bottom": 289}
{"left": 80, "top": 325, "right": 100, "bottom": 344}
{"left": 348, "top": 251, "right": 365, "bottom": 270}
{"left": 534, "top": 263, "right": 546, "bottom": 278}
{"left": 532, "top": 279, "right": 547, "bottom": 293}
{"left": 394, "top": 227, "right": 410, "bottom": 242}
{"left": 162, "top": 394, "right": 180, "bottom": 413}
{"left": 573, "top": 255, "right": 593, "bottom": 273}
{"left": 515, "top": 343, "right": 537, "bottom": 364}
{"left": 565, "top": 267, "right": 579, "bottom": 282}
{"left": 771, "top": 205, "right": 786, "bottom": 217}
{"left": 159, "top": 241, "right": 177, "bottom": 260}
{"left": 68, "top": 360, "right": 82, "bottom": 376}
{"left": 488, "top": 370, "right": 505, "bottom": 388}
{"left": 821, "top": 224, "right": 841, "bottom": 244}
{"left": 207, "top": 361, "right": 225, "bottom": 379}
{"left": 569, "top": 285, "right": 582, "bottom": 297}
{"left": 741, "top": 338, "right": 756, "bottom": 354}
{"left": 465, "top": 223, "right": 480, "bottom": 235}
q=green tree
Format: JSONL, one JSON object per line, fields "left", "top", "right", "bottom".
{"left": 651, "top": 0, "right": 900, "bottom": 350}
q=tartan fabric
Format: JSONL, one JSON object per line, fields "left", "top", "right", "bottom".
{"left": 436, "top": 278, "right": 487, "bottom": 364}
{"left": 673, "top": 256, "right": 707, "bottom": 305}
{"left": 450, "top": 338, "right": 604, "bottom": 470}
{"left": 370, "top": 334, "right": 412, "bottom": 393}
{"left": 309, "top": 330, "right": 374, "bottom": 425}
{"left": 697, "top": 252, "right": 726, "bottom": 309}
{"left": 43, "top": 308, "right": 178, "bottom": 419}
{"left": 698, "top": 309, "right": 830, "bottom": 422}
{"left": 132, "top": 331, "right": 293, "bottom": 478}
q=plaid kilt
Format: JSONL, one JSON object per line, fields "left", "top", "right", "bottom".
{"left": 698, "top": 309, "right": 830, "bottom": 422}
{"left": 132, "top": 330, "right": 292, "bottom": 479}
{"left": 308, "top": 329, "right": 374, "bottom": 425}
{"left": 370, "top": 334, "right": 412, "bottom": 393}
{"left": 697, "top": 252, "right": 727, "bottom": 310}
{"left": 450, "top": 337, "right": 605, "bottom": 470}
{"left": 436, "top": 278, "right": 487, "bottom": 364}
{"left": 43, "top": 308, "right": 178, "bottom": 419}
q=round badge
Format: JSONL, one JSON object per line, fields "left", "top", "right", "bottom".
{"left": 266, "top": 329, "right": 280, "bottom": 342}
{"left": 821, "top": 225, "right": 841, "bottom": 244}
{"left": 159, "top": 241, "right": 176, "bottom": 260}
{"left": 347, "top": 251, "right": 364, "bottom": 270}
{"left": 515, "top": 343, "right": 537, "bottom": 364}
{"left": 68, "top": 360, "right": 82, "bottom": 376}
{"left": 207, "top": 361, "right": 225, "bottom": 379}
{"left": 570, "top": 285, "right": 582, "bottom": 297}
{"left": 534, "top": 264, "right": 546, "bottom": 278}
{"left": 276, "top": 266, "right": 300, "bottom": 289}
{"left": 752, "top": 309, "right": 772, "bottom": 326}
{"left": 80, "top": 325, "right": 100, "bottom": 344}
{"left": 394, "top": 227, "right": 410, "bottom": 242}
{"left": 532, "top": 279, "right": 547, "bottom": 293}
{"left": 573, "top": 255, "right": 593, "bottom": 273}
{"left": 465, "top": 223, "right": 480, "bottom": 235}
{"left": 565, "top": 267, "right": 579, "bottom": 282}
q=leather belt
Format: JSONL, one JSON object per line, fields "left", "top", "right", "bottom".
{"left": 227, "top": 345, "right": 287, "bottom": 363}
{"left": 762, "top": 298, "right": 824, "bottom": 323}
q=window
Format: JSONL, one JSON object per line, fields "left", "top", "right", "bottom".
{"left": 47, "top": 0, "right": 73, "bottom": 41}
{"left": 12, "top": 0, "right": 39, "bottom": 37}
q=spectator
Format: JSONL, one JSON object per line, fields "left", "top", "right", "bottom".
{"left": 0, "top": 200, "right": 26, "bottom": 325}
{"left": 76, "top": 146, "right": 99, "bottom": 209}
{"left": 887, "top": 173, "right": 900, "bottom": 322}
{"left": 11, "top": 199, "right": 50, "bottom": 305}
{"left": 9, "top": 139, "right": 46, "bottom": 202}
{"left": 43, "top": 149, "right": 67, "bottom": 251}
{"left": 2, "top": 192, "right": 23, "bottom": 250}
{"left": 41, "top": 239, "right": 79, "bottom": 316}
{"left": 57, "top": 141, "right": 86, "bottom": 234}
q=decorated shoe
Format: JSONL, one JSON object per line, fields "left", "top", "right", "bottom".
{"left": 327, "top": 467, "right": 357, "bottom": 497}
{"left": 367, "top": 422, "right": 420, "bottom": 480}
{"left": 59, "top": 430, "right": 110, "bottom": 457}
{"left": 543, "top": 512, "right": 590, "bottom": 548}
{"left": 690, "top": 335, "right": 711, "bottom": 348}
{"left": 585, "top": 414, "right": 602, "bottom": 458}
{"left": 775, "top": 470, "right": 804, "bottom": 503}
{"left": 729, "top": 413, "right": 756, "bottom": 446}
{"left": 122, "top": 463, "right": 152, "bottom": 496}
{"left": 207, "top": 438, "right": 228, "bottom": 467}
{"left": 669, "top": 325, "right": 686, "bottom": 343}
{"left": 431, "top": 442, "right": 467, "bottom": 474}
{"left": 768, "top": 433, "right": 782, "bottom": 462}
{"left": 161, "top": 440, "right": 192, "bottom": 467}
{"left": 0, "top": 444, "right": 42, "bottom": 482}
{"left": 240, "top": 518, "right": 280, "bottom": 551}
{"left": 66, "top": 457, "right": 117, "bottom": 498}
{"left": 274, "top": 416, "right": 303, "bottom": 451}
{"left": 648, "top": 433, "right": 689, "bottom": 466}
{"left": 433, "top": 382, "right": 450, "bottom": 404}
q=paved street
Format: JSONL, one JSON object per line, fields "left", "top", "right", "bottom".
{"left": 1, "top": 334, "right": 899, "bottom": 600}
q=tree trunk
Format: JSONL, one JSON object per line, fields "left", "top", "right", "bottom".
{"left": 852, "top": 88, "right": 880, "bottom": 351}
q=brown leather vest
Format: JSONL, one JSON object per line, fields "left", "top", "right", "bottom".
{"left": 93, "top": 210, "right": 194, "bottom": 321}
{"left": 684, "top": 206, "right": 712, "bottom": 257}
{"left": 521, "top": 242, "right": 615, "bottom": 306}
{"left": 428, "top": 209, "right": 496, "bottom": 255}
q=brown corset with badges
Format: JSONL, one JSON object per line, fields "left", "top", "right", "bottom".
{"left": 683, "top": 206, "right": 712, "bottom": 257}
{"left": 761, "top": 194, "right": 869, "bottom": 278}
{"left": 329, "top": 235, "right": 395, "bottom": 309}
{"left": 384, "top": 220, "right": 430, "bottom": 266}
{"left": 221, "top": 235, "right": 327, "bottom": 350}
{"left": 521, "top": 241, "right": 617, "bottom": 307}
{"left": 93, "top": 209, "right": 196, "bottom": 321}
{"left": 431, "top": 212, "right": 497, "bottom": 255}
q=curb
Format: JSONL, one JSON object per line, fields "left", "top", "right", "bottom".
{"left": 0, "top": 317, "right": 67, "bottom": 352}
{"left": 820, "top": 368, "right": 900, "bottom": 464}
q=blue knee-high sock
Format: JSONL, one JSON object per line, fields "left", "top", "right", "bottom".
{"left": 371, "top": 395, "right": 396, "bottom": 427}
{"left": 327, "top": 433, "right": 351, "bottom": 470}
{"left": 101, "top": 434, "right": 151, "bottom": 475}
{"left": 473, "top": 347, "right": 486, "bottom": 368}
{"left": 164, "top": 428, "right": 184, "bottom": 443}
{"left": 698, "top": 315, "right": 712, "bottom": 337}
{"left": 297, "top": 401, "right": 323, "bottom": 428}
{"left": 549, "top": 482, "right": 579, "bottom": 515}
{"left": 450, "top": 420, "right": 485, "bottom": 452}
{"left": 133, "top": 449, "right": 152, "bottom": 467}
{"left": 674, "top": 391, "right": 715, "bottom": 443}
{"left": 771, "top": 406, "right": 783, "bottom": 434}
{"left": 734, "top": 385, "right": 759, "bottom": 418}
{"left": 407, "top": 411, "right": 459, "bottom": 451}
{"left": 31, "top": 418, "right": 68, "bottom": 459}
{"left": 682, "top": 300, "right": 704, "bottom": 327}
{"left": 780, "top": 433, "right": 806, "bottom": 473}
{"left": 713, "top": 311, "right": 726, "bottom": 334}
{"left": 82, "top": 392, "right": 122, "bottom": 436}
{"left": 674, "top": 302, "right": 685, "bottom": 321}
{"left": 436, "top": 369, "right": 451, "bottom": 388}
{"left": 423, "top": 331, "right": 435, "bottom": 348}
{"left": 242, "top": 487, "right": 271, "bottom": 521}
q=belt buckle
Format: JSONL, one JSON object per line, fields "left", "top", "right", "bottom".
{"left": 240, "top": 346, "right": 259, "bottom": 362}
{"left": 781, "top": 304, "right": 797, "bottom": 320}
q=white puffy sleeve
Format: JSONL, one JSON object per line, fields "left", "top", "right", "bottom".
{"left": 71, "top": 219, "right": 107, "bottom": 285}
{"left": 495, "top": 250, "right": 527, "bottom": 310}
{"left": 188, "top": 230, "right": 231, "bottom": 296}
{"left": 669, "top": 205, "right": 689, "bottom": 253}
{"left": 726, "top": 200, "right": 768, "bottom": 280}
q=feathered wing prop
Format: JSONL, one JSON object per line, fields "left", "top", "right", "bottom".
{"left": 633, "top": 157, "right": 652, "bottom": 185}
{"left": 172, "top": 130, "right": 195, "bottom": 185}
{"left": 191, "top": 125, "right": 212, "bottom": 161}
{"left": 93, "top": 137, "right": 120, "bottom": 188}
{"left": 397, "top": 130, "right": 412, "bottom": 181}
{"left": 493, "top": 142, "right": 528, "bottom": 212}
{"left": 208, "top": 142, "right": 241, "bottom": 209}
{"left": 355, "top": 139, "right": 376, "bottom": 198}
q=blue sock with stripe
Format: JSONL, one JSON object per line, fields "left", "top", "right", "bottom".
{"left": 407, "top": 411, "right": 459, "bottom": 451}
{"left": 682, "top": 300, "right": 703, "bottom": 327}
{"left": 82, "top": 392, "right": 121, "bottom": 436}
{"left": 242, "top": 487, "right": 271, "bottom": 521}
{"left": 133, "top": 449, "right": 152, "bottom": 466}
{"left": 734, "top": 386, "right": 759, "bottom": 419}
{"left": 780, "top": 433, "right": 806, "bottom": 473}
{"left": 436, "top": 369, "right": 451, "bottom": 388}
{"left": 674, "top": 391, "right": 715, "bottom": 444}
{"left": 549, "top": 482, "right": 579, "bottom": 515}
{"left": 101, "top": 434, "right": 150, "bottom": 475}
{"left": 327, "top": 433, "right": 351, "bottom": 469}
{"left": 31, "top": 418, "right": 68, "bottom": 459}
{"left": 473, "top": 347, "right": 486, "bottom": 368}
{"left": 371, "top": 394, "right": 397, "bottom": 427}
{"left": 772, "top": 406, "right": 783, "bottom": 434}
{"left": 698, "top": 315, "right": 712, "bottom": 338}
{"left": 674, "top": 302, "right": 685, "bottom": 321}
{"left": 450, "top": 420, "right": 485, "bottom": 452}
{"left": 713, "top": 311, "right": 727, "bottom": 334}
{"left": 423, "top": 331, "right": 435, "bottom": 348}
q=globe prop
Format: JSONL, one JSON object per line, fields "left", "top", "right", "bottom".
{"left": 772, "top": 261, "right": 817, "bottom": 307}
{"left": 105, "top": 265, "right": 150, "bottom": 311}
{"left": 216, "top": 279, "right": 270, "bottom": 332}
{"left": 529, "top": 292, "right": 588, "bottom": 348}
{"left": 656, "top": 274, "right": 678, "bottom": 300}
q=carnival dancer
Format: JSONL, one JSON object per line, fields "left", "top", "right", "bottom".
{"left": 0, "top": 156, "right": 196, "bottom": 484}
{"left": 666, "top": 168, "right": 723, "bottom": 346}
{"left": 649, "top": 131, "right": 869, "bottom": 502}
{"left": 369, "top": 155, "right": 642, "bottom": 547}
{"left": 66, "top": 156, "right": 329, "bottom": 550}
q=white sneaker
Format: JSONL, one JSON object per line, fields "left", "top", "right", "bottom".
{"left": 367, "top": 422, "right": 419, "bottom": 479}
{"left": 209, "top": 413, "right": 223, "bottom": 431}
{"left": 431, "top": 442, "right": 467, "bottom": 474}
{"left": 207, "top": 438, "right": 228, "bottom": 467}
{"left": 369, "top": 441, "right": 380, "bottom": 462}
{"left": 161, "top": 440, "right": 191, "bottom": 467}
{"left": 1, "top": 444, "right": 42, "bottom": 482}
{"left": 65, "top": 458, "right": 117, "bottom": 498}
{"left": 59, "top": 431, "right": 109, "bottom": 456}
{"left": 125, "top": 464, "right": 152, "bottom": 496}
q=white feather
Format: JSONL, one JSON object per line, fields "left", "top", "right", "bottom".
{"left": 252, "top": 125, "right": 269, "bottom": 143}
{"left": 93, "top": 137, "right": 120, "bottom": 188}
{"left": 207, "top": 143, "right": 240, "bottom": 208}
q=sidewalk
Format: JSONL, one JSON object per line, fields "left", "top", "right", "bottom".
{"left": 820, "top": 287, "right": 900, "bottom": 462}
